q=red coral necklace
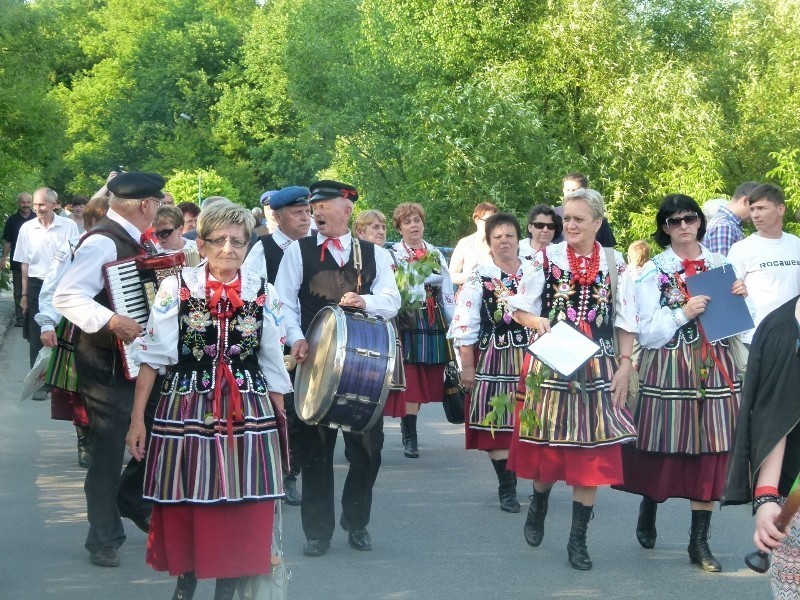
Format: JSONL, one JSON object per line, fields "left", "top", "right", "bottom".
{"left": 567, "top": 242, "right": 601, "bottom": 287}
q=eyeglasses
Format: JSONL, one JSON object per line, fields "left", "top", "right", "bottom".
{"left": 146, "top": 198, "right": 164, "bottom": 207}
{"left": 530, "top": 221, "right": 557, "bottom": 231}
{"left": 203, "top": 236, "right": 248, "bottom": 249}
{"left": 154, "top": 227, "right": 177, "bottom": 240}
{"left": 665, "top": 213, "right": 699, "bottom": 228}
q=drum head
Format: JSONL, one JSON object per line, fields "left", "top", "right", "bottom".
{"left": 295, "top": 307, "right": 345, "bottom": 424}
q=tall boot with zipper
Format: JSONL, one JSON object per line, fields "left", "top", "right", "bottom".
{"left": 491, "top": 458, "right": 520, "bottom": 513}
{"left": 524, "top": 487, "right": 551, "bottom": 546}
{"left": 688, "top": 510, "right": 722, "bottom": 572}
{"left": 567, "top": 501, "right": 594, "bottom": 571}
{"left": 636, "top": 496, "right": 658, "bottom": 549}
{"left": 401, "top": 414, "right": 419, "bottom": 458}
{"left": 75, "top": 424, "right": 91, "bottom": 469}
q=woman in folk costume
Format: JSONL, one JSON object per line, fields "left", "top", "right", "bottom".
{"left": 449, "top": 213, "right": 533, "bottom": 513}
{"left": 616, "top": 194, "right": 746, "bottom": 572}
{"left": 506, "top": 187, "right": 637, "bottom": 571}
{"left": 126, "top": 201, "right": 291, "bottom": 600}
{"left": 384, "top": 202, "right": 456, "bottom": 458}
{"left": 724, "top": 296, "right": 800, "bottom": 598}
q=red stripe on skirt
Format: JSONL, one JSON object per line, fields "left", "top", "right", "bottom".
{"left": 147, "top": 501, "right": 274, "bottom": 579}
{"left": 383, "top": 363, "right": 445, "bottom": 418}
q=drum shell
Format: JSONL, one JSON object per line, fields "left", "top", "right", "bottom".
{"left": 295, "top": 306, "right": 395, "bottom": 433}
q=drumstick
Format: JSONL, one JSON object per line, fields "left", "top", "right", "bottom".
{"left": 283, "top": 355, "right": 297, "bottom": 372}
{"left": 745, "top": 474, "right": 800, "bottom": 573}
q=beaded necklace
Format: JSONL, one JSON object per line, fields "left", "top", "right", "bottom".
{"left": 566, "top": 242, "right": 601, "bottom": 286}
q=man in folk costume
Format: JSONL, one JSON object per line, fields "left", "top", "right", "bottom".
{"left": 243, "top": 185, "right": 313, "bottom": 506}
{"left": 275, "top": 179, "right": 400, "bottom": 557}
{"left": 53, "top": 172, "right": 165, "bottom": 567}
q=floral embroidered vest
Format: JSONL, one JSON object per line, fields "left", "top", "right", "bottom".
{"left": 655, "top": 263, "right": 702, "bottom": 349}
{"left": 478, "top": 273, "right": 532, "bottom": 351}
{"left": 540, "top": 253, "right": 615, "bottom": 355}
{"left": 169, "top": 271, "right": 270, "bottom": 396}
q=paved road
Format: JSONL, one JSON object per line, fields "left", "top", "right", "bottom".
{"left": 0, "top": 289, "right": 771, "bottom": 599}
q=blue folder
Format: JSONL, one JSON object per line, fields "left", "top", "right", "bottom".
{"left": 685, "top": 265, "right": 754, "bottom": 342}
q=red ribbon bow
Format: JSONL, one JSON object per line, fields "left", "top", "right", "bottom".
{"left": 340, "top": 188, "right": 357, "bottom": 200}
{"left": 320, "top": 237, "right": 344, "bottom": 263}
{"left": 213, "top": 361, "right": 244, "bottom": 449}
{"left": 207, "top": 278, "right": 244, "bottom": 317}
{"left": 681, "top": 258, "right": 705, "bottom": 278}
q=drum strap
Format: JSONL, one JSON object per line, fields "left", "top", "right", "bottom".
{"left": 352, "top": 236, "right": 363, "bottom": 295}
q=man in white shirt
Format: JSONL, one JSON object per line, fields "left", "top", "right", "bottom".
{"left": 13, "top": 187, "right": 79, "bottom": 367}
{"left": 727, "top": 183, "right": 800, "bottom": 344}
{"left": 242, "top": 185, "right": 312, "bottom": 506}
{"left": 274, "top": 179, "right": 400, "bottom": 557}
{"left": 53, "top": 171, "right": 163, "bottom": 568}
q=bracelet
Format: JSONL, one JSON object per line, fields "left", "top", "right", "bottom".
{"left": 618, "top": 354, "right": 632, "bottom": 361}
{"left": 755, "top": 485, "right": 780, "bottom": 498}
{"left": 753, "top": 494, "right": 785, "bottom": 512}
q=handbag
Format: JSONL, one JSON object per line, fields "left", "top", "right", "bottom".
{"left": 389, "top": 319, "right": 407, "bottom": 391}
{"left": 442, "top": 361, "right": 466, "bottom": 424}
{"left": 237, "top": 503, "right": 291, "bottom": 600}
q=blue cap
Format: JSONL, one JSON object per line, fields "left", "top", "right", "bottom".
{"left": 268, "top": 186, "right": 310, "bottom": 210}
{"left": 260, "top": 190, "right": 279, "bottom": 206}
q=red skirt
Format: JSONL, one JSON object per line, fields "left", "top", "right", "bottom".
{"left": 383, "top": 364, "right": 445, "bottom": 418}
{"left": 50, "top": 388, "right": 89, "bottom": 426}
{"left": 614, "top": 445, "right": 729, "bottom": 502}
{"left": 508, "top": 404, "right": 624, "bottom": 486}
{"left": 465, "top": 394, "right": 512, "bottom": 451}
{"left": 147, "top": 501, "right": 274, "bottom": 579}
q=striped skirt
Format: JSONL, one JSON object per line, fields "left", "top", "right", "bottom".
{"left": 144, "top": 377, "right": 284, "bottom": 504}
{"left": 515, "top": 353, "right": 637, "bottom": 447}
{"left": 634, "top": 342, "right": 740, "bottom": 454}
{"left": 465, "top": 344, "right": 525, "bottom": 450}
{"left": 401, "top": 305, "right": 454, "bottom": 365}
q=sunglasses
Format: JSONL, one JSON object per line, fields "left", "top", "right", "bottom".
{"left": 155, "top": 227, "right": 177, "bottom": 240}
{"left": 665, "top": 213, "right": 699, "bottom": 228}
{"left": 530, "top": 221, "right": 557, "bottom": 231}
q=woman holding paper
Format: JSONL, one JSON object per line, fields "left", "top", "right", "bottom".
{"left": 507, "top": 187, "right": 637, "bottom": 571}
{"left": 616, "top": 194, "right": 746, "bottom": 572}
{"left": 449, "top": 213, "right": 534, "bottom": 513}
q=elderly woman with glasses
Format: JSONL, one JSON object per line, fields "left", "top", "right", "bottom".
{"left": 126, "top": 201, "right": 291, "bottom": 600}
{"left": 153, "top": 205, "right": 198, "bottom": 253}
{"left": 519, "top": 204, "right": 562, "bottom": 258}
{"left": 505, "top": 188, "right": 638, "bottom": 571}
{"left": 615, "top": 194, "right": 747, "bottom": 573}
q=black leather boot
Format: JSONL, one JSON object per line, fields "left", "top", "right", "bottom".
{"left": 283, "top": 474, "right": 301, "bottom": 506}
{"left": 636, "top": 496, "right": 658, "bottom": 549}
{"left": 76, "top": 424, "right": 91, "bottom": 469}
{"left": 491, "top": 459, "right": 520, "bottom": 513}
{"left": 401, "top": 415, "right": 419, "bottom": 458}
{"left": 400, "top": 417, "right": 407, "bottom": 446}
{"left": 214, "top": 577, "right": 239, "bottom": 600}
{"left": 567, "top": 501, "right": 594, "bottom": 571}
{"left": 172, "top": 572, "right": 197, "bottom": 600}
{"left": 524, "top": 487, "right": 551, "bottom": 546}
{"left": 688, "top": 510, "right": 722, "bottom": 572}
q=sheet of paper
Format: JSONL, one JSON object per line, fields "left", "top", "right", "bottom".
{"left": 685, "top": 265, "right": 754, "bottom": 342}
{"left": 527, "top": 320, "right": 601, "bottom": 377}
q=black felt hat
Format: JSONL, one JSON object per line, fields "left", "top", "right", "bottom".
{"left": 309, "top": 180, "right": 358, "bottom": 203}
{"left": 108, "top": 171, "right": 165, "bottom": 200}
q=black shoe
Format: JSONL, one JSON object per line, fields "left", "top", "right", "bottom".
{"left": 491, "top": 458, "right": 520, "bottom": 513}
{"left": 636, "top": 496, "right": 658, "bottom": 549}
{"left": 283, "top": 477, "right": 301, "bottom": 506}
{"left": 401, "top": 415, "right": 419, "bottom": 458}
{"left": 347, "top": 528, "right": 372, "bottom": 551}
{"left": 76, "top": 425, "right": 91, "bottom": 469}
{"left": 567, "top": 501, "right": 594, "bottom": 571}
{"left": 688, "top": 510, "right": 722, "bottom": 572}
{"left": 120, "top": 510, "right": 151, "bottom": 534}
{"left": 303, "top": 539, "right": 330, "bottom": 557}
{"left": 524, "top": 488, "right": 551, "bottom": 547}
{"left": 90, "top": 547, "right": 120, "bottom": 567}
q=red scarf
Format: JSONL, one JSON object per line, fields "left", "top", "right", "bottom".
{"left": 320, "top": 237, "right": 344, "bottom": 265}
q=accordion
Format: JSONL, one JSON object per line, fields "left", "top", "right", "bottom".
{"left": 103, "top": 252, "right": 188, "bottom": 380}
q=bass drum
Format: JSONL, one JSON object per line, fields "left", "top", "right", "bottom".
{"left": 295, "top": 306, "right": 395, "bottom": 433}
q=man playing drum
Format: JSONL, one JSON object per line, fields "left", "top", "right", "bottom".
{"left": 275, "top": 179, "right": 400, "bottom": 556}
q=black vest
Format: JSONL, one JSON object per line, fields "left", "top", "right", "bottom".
{"left": 76, "top": 216, "right": 146, "bottom": 349}
{"left": 297, "top": 236, "right": 377, "bottom": 334}
{"left": 259, "top": 234, "right": 285, "bottom": 285}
